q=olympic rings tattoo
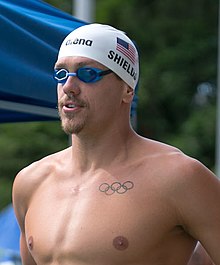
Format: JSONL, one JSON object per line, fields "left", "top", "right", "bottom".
{"left": 99, "top": 181, "right": 134, "bottom": 195}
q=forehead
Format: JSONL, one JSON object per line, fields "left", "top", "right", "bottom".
{"left": 54, "top": 56, "right": 104, "bottom": 69}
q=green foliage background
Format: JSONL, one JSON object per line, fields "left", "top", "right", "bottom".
{"left": 0, "top": 0, "right": 218, "bottom": 210}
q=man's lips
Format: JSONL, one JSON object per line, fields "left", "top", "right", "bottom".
{"left": 65, "top": 103, "right": 79, "bottom": 109}
{"left": 61, "top": 101, "right": 84, "bottom": 112}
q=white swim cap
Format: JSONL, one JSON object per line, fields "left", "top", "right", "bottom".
{"left": 58, "top": 23, "right": 139, "bottom": 90}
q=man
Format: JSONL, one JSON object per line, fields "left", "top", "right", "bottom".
{"left": 13, "top": 23, "right": 220, "bottom": 265}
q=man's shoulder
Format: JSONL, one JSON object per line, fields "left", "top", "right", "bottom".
{"left": 12, "top": 147, "right": 71, "bottom": 226}
{"left": 136, "top": 137, "right": 211, "bottom": 184}
{"left": 136, "top": 137, "right": 186, "bottom": 166}
{"left": 16, "top": 147, "right": 70, "bottom": 180}
{"left": 143, "top": 140, "right": 219, "bottom": 209}
{"left": 13, "top": 147, "right": 71, "bottom": 202}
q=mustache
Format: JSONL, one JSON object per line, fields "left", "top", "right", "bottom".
{"left": 58, "top": 96, "right": 87, "bottom": 108}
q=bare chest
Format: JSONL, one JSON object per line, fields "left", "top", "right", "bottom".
{"left": 24, "top": 174, "right": 184, "bottom": 264}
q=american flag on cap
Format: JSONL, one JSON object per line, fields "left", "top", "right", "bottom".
{"left": 116, "top": 37, "right": 136, "bottom": 64}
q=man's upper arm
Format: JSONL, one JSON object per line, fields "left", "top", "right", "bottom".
{"left": 13, "top": 168, "right": 37, "bottom": 265}
{"left": 175, "top": 158, "right": 220, "bottom": 265}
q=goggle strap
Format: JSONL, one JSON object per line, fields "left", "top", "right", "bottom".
{"left": 99, "top": 69, "right": 113, "bottom": 77}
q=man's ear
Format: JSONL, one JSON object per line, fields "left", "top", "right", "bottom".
{"left": 122, "top": 85, "right": 134, "bottom": 103}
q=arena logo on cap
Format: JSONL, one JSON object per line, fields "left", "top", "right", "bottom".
{"left": 65, "top": 38, "right": 93, "bottom": 46}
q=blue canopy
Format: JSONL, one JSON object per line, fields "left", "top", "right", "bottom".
{"left": 0, "top": 205, "right": 20, "bottom": 262}
{"left": 0, "top": 0, "right": 86, "bottom": 122}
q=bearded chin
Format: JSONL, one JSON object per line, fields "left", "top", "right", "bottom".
{"left": 59, "top": 112, "right": 85, "bottom": 135}
{"left": 58, "top": 103, "right": 87, "bottom": 135}
{"left": 61, "top": 119, "right": 84, "bottom": 135}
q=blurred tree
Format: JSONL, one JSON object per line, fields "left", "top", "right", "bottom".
{"left": 44, "top": 0, "right": 72, "bottom": 14}
{"left": 0, "top": 178, "right": 13, "bottom": 210}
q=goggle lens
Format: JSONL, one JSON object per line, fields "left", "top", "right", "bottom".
{"left": 78, "top": 68, "right": 97, "bottom": 82}
{"left": 55, "top": 69, "right": 69, "bottom": 82}
{"left": 54, "top": 67, "right": 112, "bottom": 84}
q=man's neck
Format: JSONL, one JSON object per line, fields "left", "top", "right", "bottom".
{"left": 69, "top": 126, "right": 136, "bottom": 173}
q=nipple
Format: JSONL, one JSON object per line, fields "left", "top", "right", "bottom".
{"left": 113, "top": 236, "right": 129, "bottom": 251}
{"left": 28, "top": 236, "right": 34, "bottom": 251}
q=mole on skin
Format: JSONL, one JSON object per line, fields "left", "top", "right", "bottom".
{"left": 113, "top": 236, "right": 129, "bottom": 250}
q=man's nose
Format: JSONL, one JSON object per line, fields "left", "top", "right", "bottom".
{"left": 62, "top": 76, "right": 81, "bottom": 96}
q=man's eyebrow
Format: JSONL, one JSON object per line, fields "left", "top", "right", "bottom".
{"left": 54, "top": 62, "right": 66, "bottom": 69}
{"left": 54, "top": 60, "right": 97, "bottom": 69}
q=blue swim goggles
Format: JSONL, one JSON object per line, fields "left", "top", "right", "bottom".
{"left": 54, "top": 67, "right": 113, "bottom": 84}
